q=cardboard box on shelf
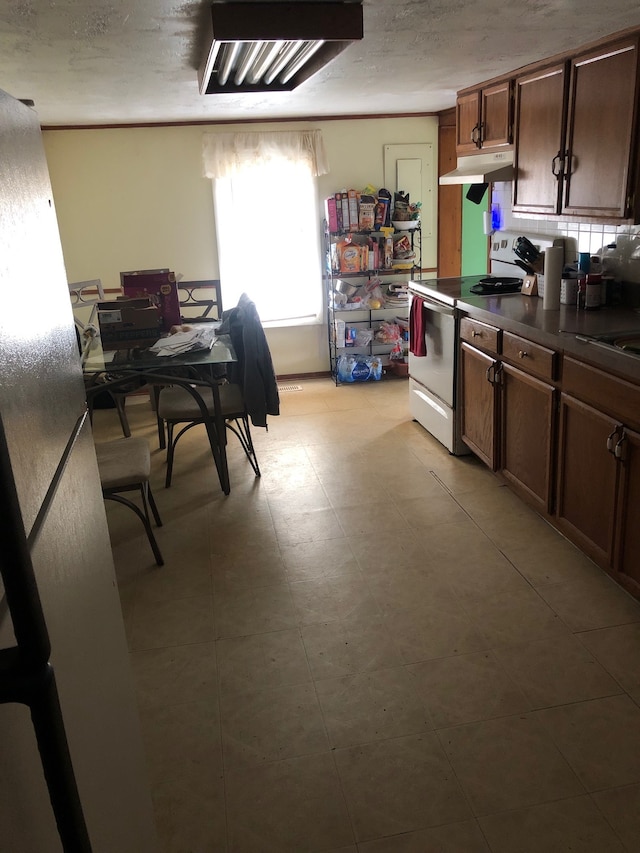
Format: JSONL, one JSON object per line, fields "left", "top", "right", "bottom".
{"left": 97, "top": 297, "right": 161, "bottom": 350}
{"left": 325, "top": 196, "right": 338, "bottom": 232}
{"left": 340, "top": 192, "right": 350, "bottom": 233}
{"left": 334, "top": 192, "right": 344, "bottom": 231}
{"left": 348, "top": 189, "right": 359, "bottom": 231}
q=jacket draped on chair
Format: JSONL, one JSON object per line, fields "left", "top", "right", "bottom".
{"left": 218, "top": 292, "right": 280, "bottom": 428}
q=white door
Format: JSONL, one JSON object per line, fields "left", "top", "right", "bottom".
{"left": 383, "top": 143, "right": 436, "bottom": 269}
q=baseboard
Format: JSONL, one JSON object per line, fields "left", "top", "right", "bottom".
{"left": 276, "top": 371, "right": 332, "bottom": 381}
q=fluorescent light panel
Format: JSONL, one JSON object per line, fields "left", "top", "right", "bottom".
{"left": 198, "top": 2, "right": 363, "bottom": 94}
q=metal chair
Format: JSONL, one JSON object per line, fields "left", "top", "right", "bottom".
{"left": 95, "top": 437, "right": 164, "bottom": 566}
{"left": 71, "top": 280, "right": 142, "bottom": 438}
{"left": 151, "top": 280, "right": 224, "bottom": 450}
{"left": 177, "top": 279, "right": 223, "bottom": 323}
{"left": 156, "top": 381, "right": 260, "bottom": 488}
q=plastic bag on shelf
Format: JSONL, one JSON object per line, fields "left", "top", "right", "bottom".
{"left": 336, "top": 355, "right": 382, "bottom": 382}
{"left": 389, "top": 339, "right": 404, "bottom": 361}
{"left": 354, "top": 328, "right": 374, "bottom": 346}
{"left": 362, "top": 276, "right": 385, "bottom": 309}
{"left": 375, "top": 321, "right": 402, "bottom": 344}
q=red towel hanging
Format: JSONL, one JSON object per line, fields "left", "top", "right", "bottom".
{"left": 409, "top": 295, "right": 427, "bottom": 357}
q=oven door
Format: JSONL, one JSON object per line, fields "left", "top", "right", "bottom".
{"left": 408, "top": 293, "right": 456, "bottom": 407}
{"left": 408, "top": 292, "right": 468, "bottom": 455}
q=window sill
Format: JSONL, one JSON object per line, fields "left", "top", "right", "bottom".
{"left": 263, "top": 314, "right": 323, "bottom": 330}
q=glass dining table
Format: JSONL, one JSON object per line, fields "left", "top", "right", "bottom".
{"left": 82, "top": 332, "right": 237, "bottom": 495}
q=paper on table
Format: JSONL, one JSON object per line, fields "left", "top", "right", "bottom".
{"left": 84, "top": 349, "right": 116, "bottom": 367}
{"left": 149, "top": 327, "right": 217, "bottom": 356}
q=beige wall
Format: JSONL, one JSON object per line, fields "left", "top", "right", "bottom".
{"left": 43, "top": 116, "right": 438, "bottom": 375}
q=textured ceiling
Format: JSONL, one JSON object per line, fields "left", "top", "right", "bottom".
{"left": 1, "top": 0, "right": 640, "bottom": 127}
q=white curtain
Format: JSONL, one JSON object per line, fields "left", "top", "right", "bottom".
{"left": 204, "top": 130, "right": 329, "bottom": 326}
{"left": 202, "top": 129, "right": 329, "bottom": 179}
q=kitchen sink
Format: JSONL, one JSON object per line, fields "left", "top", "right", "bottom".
{"left": 577, "top": 330, "right": 640, "bottom": 360}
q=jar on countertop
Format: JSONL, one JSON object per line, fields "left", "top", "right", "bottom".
{"left": 585, "top": 273, "right": 602, "bottom": 309}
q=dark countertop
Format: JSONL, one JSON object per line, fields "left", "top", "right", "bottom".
{"left": 456, "top": 293, "right": 640, "bottom": 384}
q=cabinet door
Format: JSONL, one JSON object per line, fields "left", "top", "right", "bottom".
{"left": 556, "top": 393, "right": 619, "bottom": 567}
{"left": 456, "top": 91, "right": 481, "bottom": 153}
{"left": 512, "top": 63, "right": 567, "bottom": 215}
{"left": 481, "top": 81, "right": 512, "bottom": 149}
{"left": 500, "top": 363, "right": 555, "bottom": 514}
{"left": 615, "top": 426, "right": 640, "bottom": 587}
{"left": 460, "top": 342, "right": 498, "bottom": 469}
{"left": 562, "top": 38, "right": 639, "bottom": 219}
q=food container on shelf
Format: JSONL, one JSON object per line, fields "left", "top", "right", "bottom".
{"left": 391, "top": 220, "right": 420, "bottom": 231}
{"left": 334, "top": 279, "right": 360, "bottom": 298}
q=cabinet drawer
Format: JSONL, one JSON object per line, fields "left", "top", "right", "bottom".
{"left": 460, "top": 318, "right": 500, "bottom": 353}
{"left": 502, "top": 332, "right": 557, "bottom": 381}
{"left": 563, "top": 356, "right": 640, "bottom": 428}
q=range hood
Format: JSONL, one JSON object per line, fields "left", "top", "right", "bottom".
{"left": 439, "top": 151, "right": 514, "bottom": 185}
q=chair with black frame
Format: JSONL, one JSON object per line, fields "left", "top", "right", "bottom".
{"left": 151, "top": 280, "right": 224, "bottom": 450}
{"left": 156, "top": 292, "right": 279, "bottom": 490}
{"left": 177, "top": 279, "right": 223, "bottom": 324}
{"left": 95, "top": 437, "right": 164, "bottom": 566}
{"left": 70, "top": 279, "right": 143, "bottom": 438}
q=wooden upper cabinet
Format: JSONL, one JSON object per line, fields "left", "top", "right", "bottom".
{"left": 562, "top": 37, "right": 640, "bottom": 219}
{"left": 512, "top": 63, "right": 568, "bottom": 216}
{"left": 481, "top": 81, "right": 512, "bottom": 149}
{"left": 460, "top": 28, "right": 640, "bottom": 221}
{"left": 456, "top": 91, "right": 481, "bottom": 153}
{"left": 456, "top": 81, "right": 512, "bottom": 154}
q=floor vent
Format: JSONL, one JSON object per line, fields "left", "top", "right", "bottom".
{"left": 277, "top": 384, "right": 303, "bottom": 392}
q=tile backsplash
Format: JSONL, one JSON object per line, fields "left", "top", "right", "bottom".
{"left": 491, "top": 182, "right": 640, "bottom": 285}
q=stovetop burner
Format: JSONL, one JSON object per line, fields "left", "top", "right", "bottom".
{"left": 471, "top": 276, "right": 522, "bottom": 295}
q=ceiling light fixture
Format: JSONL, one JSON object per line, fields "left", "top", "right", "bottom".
{"left": 198, "top": 2, "right": 364, "bottom": 94}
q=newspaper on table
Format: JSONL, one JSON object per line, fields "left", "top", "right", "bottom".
{"left": 149, "top": 326, "right": 217, "bottom": 356}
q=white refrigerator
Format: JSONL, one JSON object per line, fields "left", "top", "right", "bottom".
{"left": 0, "top": 91, "right": 158, "bottom": 851}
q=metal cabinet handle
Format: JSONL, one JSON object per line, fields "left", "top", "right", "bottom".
{"left": 485, "top": 362, "right": 501, "bottom": 385}
{"left": 614, "top": 435, "right": 626, "bottom": 460}
{"left": 551, "top": 151, "right": 564, "bottom": 178}
{"left": 518, "top": 350, "right": 528, "bottom": 359}
{"left": 471, "top": 124, "right": 481, "bottom": 147}
{"left": 606, "top": 427, "right": 620, "bottom": 453}
{"left": 564, "top": 151, "right": 575, "bottom": 178}
{"left": 472, "top": 330, "right": 480, "bottom": 337}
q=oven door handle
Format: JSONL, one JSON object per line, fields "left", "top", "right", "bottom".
{"left": 409, "top": 293, "right": 456, "bottom": 318}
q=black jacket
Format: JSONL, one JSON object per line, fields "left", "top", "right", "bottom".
{"left": 219, "top": 293, "right": 280, "bottom": 428}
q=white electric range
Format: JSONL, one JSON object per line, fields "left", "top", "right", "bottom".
{"left": 408, "top": 230, "right": 559, "bottom": 455}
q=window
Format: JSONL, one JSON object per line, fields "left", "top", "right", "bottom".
{"left": 203, "top": 130, "right": 329, "bottom": 327}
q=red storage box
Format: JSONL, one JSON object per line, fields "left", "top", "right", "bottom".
{"left": 120, "top": 268, "right": 181, "bottom": 332}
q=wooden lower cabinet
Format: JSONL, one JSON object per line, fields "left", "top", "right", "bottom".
{"left": 615, "top": 426, "right": 640, "bottom": 587}
{"left": 555, "top": 393, "right": 619, "bottom": 568}
{"left": 457, "top": 316, "right": 640, "bottom": 597}
{"left": 500, "top": 363, "right": 555, "bottom": 513}
{"left": 459, "top": 342, "right": 498, "bottom": 469}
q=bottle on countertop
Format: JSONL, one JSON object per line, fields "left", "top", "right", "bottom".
{"left": 585, "top": 273, "right": 602, "bottom": 309}
{"left": 578, "top": 252, "right": 591, "bottom": 275}
{"left": 589, "top": 255, "right": 602, "bottom": 274}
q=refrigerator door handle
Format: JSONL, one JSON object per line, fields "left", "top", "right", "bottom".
{"left": 0, "top": 412, "right": 92, "bottom": 852}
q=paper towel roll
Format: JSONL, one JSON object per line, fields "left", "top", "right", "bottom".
{"left": 543, "top": 246, "right": 563, "bottom": 309}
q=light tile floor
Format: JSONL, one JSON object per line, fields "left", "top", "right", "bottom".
{"left": 94, "top": 378, "right": 640, "bottom": 853}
